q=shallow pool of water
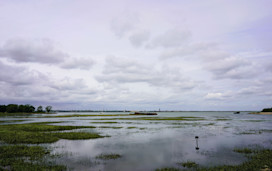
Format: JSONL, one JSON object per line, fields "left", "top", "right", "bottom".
{"left": 1, "top": 111, "right": 272, "bottom": 170}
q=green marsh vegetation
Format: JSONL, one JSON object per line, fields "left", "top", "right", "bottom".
{"left": 156, "top": 168, "right": 180, "bottom": 171}
{"left": 237, "top": 129, "right": 272, "bottom": 135}
{"left": 96, "top": 153, "right": 122, "bottom": 160}
{"left": 0, "top": 122, "right": 106, "bottom": 170}
{"left": 177, "top": 161, "right": 198, "bottom": 168}
{"left": 0, "top": 120, "right": 25, "bottom": 123}
{"left": 215, "top": 118, "right": 232, "bottom": 121}
{"left": 92, "top": 116, "right": 205, "bottom": 121}
{"left": 0, "top": 123, "right": 103, "bottom": 144}
{"left": 39, "top": 114, "right": 132, "bottom": 118}
{"left": 90, "top": 121, "right": 118, "bottom": 124}
{"left": 99, "top": 126, "right": 123, "bottom": 129}
{"left": 127, "top": 126, "right": 137, "bottom": 129}
{"left": 0, "top": 145, "right": 66, "bottom": 171}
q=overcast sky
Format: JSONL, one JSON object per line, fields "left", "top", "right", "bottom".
{"left": 0, "top": 0, "right": 272, "bottom": 110}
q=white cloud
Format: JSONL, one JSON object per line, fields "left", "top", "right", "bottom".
{"left": 110, "top": 13, "right": 139, "bottom": 38}
{"left": 205, "top": 93, "right": 226, "bottom": 100}
{"left": 129, "top": 30, "right": 150, "bottom": 47}
{"left": 96, "top": 56, "right": 198, "bottom": 91}
{"left": 60, "top": 58, "right": 95, "bottom": 70}
{"left": 148, "top": 29, "right": 191, "bottom": 48}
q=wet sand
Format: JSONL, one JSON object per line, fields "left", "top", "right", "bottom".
{"left": 249, "top": 112, "right": 272, "bottom": 115}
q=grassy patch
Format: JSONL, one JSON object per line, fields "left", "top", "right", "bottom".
{"left": 0, "top": 120, "right": 26, "bottom": 123}
{"left": 93, "top": 116, "right": 205, "bottom": 121}
{"left": 99, "top": 126, "right": 123, "bottom": 129}
{"left": 234, "top": 148, "right": 255, "bottom": 154}
{"left": 156, "top": 168, "right": 180, "bottom": 171}
{"left": 178, "top": 161, "right": 198, "bottom": 168}
{"left": 242, "top": 120, "right": 266, "bottom": 122}
{"left": 215, "top": 118, "right": 232, "bottom": 121}
{"left": 96, "top": 153, "right": 122, "bottom": 160}
{"left": 0, "top": 145, "right": 65, "bottom": 171}
{"left": 39, "top": 114, "right": 131, "bottom": 118}
{"left": 53, "top": 132, "right": 103, "bottom": 140}
{"left": 29, "top": 121, "right": 65, "bottom": 125}
{"left": 237, "top": 130, "right": 262, "bottom": 135}
{"left": 0, "top": 112, "right": 34, "bottom": 117}
{"left": 91, "top": 122, "right": 118, "bottom": 124}
{"left": 0, "top": 123, "right": 103, "bottom": 144}
{"left": 127, "top": 127, "right": 137, "bottom": 129}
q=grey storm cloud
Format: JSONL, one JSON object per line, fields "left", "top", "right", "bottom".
{"left": 159, "top": 41, "right": 258, "bottom": 80}
{"left": 0, "top": 39, "right": 95, "bottom": 70}
{"left": 0, "top": 60, "right": 98, "bottom": 104}
{"left": 0, "top": 39, "right": 67, "bottom": 64}
{"left": 0, "top": 61, "right": 48, "bottom": 86}
{"left": 204, "top": 57, "right": 255, "bottom": 79}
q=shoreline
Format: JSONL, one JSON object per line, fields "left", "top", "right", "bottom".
{"left": 249, "top": 112, "right": 272, "bottom": 115}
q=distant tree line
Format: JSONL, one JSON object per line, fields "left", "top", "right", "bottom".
{"left": 0, "top": 104, "right": 52, "bottom": 113}
{"left": 262, "top": 107, "right": 272, "bottom": 112}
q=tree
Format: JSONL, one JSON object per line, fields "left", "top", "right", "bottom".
{"left": 45, "top": 106, "right": 52, "bottom": 113}
{"left": 0, "top": 105, "right": 7, "bottom": 113}
{"left": 6, "top": 104, "right": 18, "bottom": 113}
{"left": 24, "top": 104, "right": 35, "bottom": 113}
{"left": 37, "top": 106, "right": 43, "bottom": 113}
{"left": 18, "top": 105, "right": 26, "bottom": 113}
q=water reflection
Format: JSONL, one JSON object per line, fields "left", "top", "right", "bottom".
{"left": 1, "top": 111, "right": 272, "bottom": 170}
{"left": 195, "top": 136, "right": 199, "bottom": 150}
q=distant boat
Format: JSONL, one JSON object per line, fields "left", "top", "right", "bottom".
{"left": 234, "top": 111, "right": 240, "bottom": 114}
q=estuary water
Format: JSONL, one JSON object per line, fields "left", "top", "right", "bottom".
{"left": 1, "top": 111, "right": 272, "bottom": 170}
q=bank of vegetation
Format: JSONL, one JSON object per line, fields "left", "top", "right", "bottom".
{"left": 262, "top": 107, "right": 272, "bottom": 112}
{"left": 0, "top": 104, "right": 52, "bottom": 114}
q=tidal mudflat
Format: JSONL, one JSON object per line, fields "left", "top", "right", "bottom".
{"left": 1, "top": 111, "right": 272, "bottom": 170}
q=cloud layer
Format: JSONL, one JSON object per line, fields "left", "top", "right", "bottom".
{"left": 0, "top": 0, "right": 272, "bottom": 110}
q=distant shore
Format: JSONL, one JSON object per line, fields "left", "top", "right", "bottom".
{"left": 249, "top": 112, "right": 272, "bottom": 115}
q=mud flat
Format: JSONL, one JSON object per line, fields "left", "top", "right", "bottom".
{"left": 249, "top": 112, "right": 272, "bottom": 115}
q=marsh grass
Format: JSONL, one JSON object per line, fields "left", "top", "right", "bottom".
{"left": 0, "top": 120, "right": 25, "bottom": 123}
{"left": 53, "top": 132, "right": 103, "bottom": 140}
{"left": 156, "top": 168, "right": 179, "bottom": 171}
{"left": 91, "top": 122, "right": 118, "bottom": 124}
{"left": 0, "top": 123, "right": 103, "bottom": 144}
{"left": 242, "top": 120, "right": 267, "bottom": 122}
{"left": 0, "top": 145, "right": 66, "bottom": 171}
{"left": 215, "top": 119, "right": 232, "bottom": 121}
{"left": 177, "top": 161, "right": 198, "bottom": 168}
{"left": 234, "top": 148, "right": 255, "bottom": 154}
{"left": 96, "top": 153, "right": 122, "bottom": 160}
{"left": 0, "top": 112, "right": 34, "bottom": 117}
{"left": 39, "top": 114, "right": 131, "bottom": 118}
{"left": 127, "top": 127, "right": 137, "bottom": 129}
{"left": 237, "top": 129, "right": 272, "bottom": 135}
{"left": 93, "top": 116, "right": 205, "bottom": 121}
{"left": 99, "top": 126, "right": 123, "bottom": 129}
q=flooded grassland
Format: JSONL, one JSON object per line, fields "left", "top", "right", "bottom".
{"left": 0, "top": 112, "right": 272, "bottom": 170}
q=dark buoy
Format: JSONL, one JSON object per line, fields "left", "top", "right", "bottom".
{"left": 195, "top": 136, "right": 199, "bottom": 150}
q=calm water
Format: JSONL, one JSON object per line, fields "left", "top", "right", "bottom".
{"left": 1, "top": 111, "right": 272, "bottom": 170}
